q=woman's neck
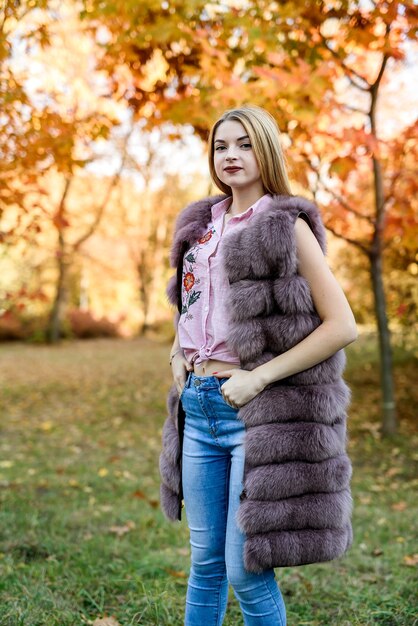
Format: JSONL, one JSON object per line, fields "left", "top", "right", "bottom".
{"left": 228, "top": 186, "right": 267, "bottom": 215}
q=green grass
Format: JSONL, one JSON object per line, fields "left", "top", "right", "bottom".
{"left": 0, "top": 336, "right": 417, "bottom": 625}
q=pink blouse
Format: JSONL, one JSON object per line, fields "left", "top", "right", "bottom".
{"left": 177, "top": 193, "right": 272, "bottom": 366}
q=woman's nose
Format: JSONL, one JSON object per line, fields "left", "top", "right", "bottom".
{"left": 225, "top": 147, "right": 238, "bottom": 159}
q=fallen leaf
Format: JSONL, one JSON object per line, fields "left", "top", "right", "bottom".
{"left": 132, "top": 489, "right": 147, "bottom": 499}
{"left": 98, "top": 468, "right": 109, "bottom": 477}
{"left": 371, "top": 548, "right": 383, "bottom": 556}
{"left": 391, "top": 501, "right": 407, "bottom": 511}
{"left": 92, "top": 617, "right": 121, "bottom": 626}
{"left": 403, "top": 554, "right": 418, "bottom": 567}
{"left": 385, "top": 467, "right": 401, "bottom": 478}
{"left": 132, "top": 489, "right": 159, "bottom": 508}
{"left": 165, "top": 568, "right": 187, "bottom": 578}
{"left": 109, "top": 520, "right": 136, "bottom": 536}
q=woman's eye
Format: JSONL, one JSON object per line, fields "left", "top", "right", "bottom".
{"left": 215, "top": 144, "right": 252, "bottom": 151}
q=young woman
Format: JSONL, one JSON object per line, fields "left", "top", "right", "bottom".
{"left": 160, "top": 104, "right": 357, "bottom": 626}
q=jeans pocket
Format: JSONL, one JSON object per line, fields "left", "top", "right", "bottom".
{"left": 179, "top": 372, "right": 191, "bottom": 400}
{"left": 219, "top": 377, "right": 229, "bottom": 391}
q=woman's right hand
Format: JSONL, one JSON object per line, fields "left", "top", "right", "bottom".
{"left": 171, "top": 352, "right": 194, "bottom": 396}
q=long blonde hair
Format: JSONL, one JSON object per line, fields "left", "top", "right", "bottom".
{"left": 208, "top": 104, "right": 293, "bottom": 196}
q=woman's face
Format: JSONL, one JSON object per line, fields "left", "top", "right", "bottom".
{"left": 213, "top": 120, "right": 261, "bottom": 191}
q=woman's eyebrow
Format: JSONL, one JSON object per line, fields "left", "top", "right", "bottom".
{"left": 214, "top": 135, "right": 249, "bottom": 144}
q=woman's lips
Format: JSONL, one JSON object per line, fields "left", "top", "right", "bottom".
{"left": 224, "top": 167, "right": 242, "bottom": 172}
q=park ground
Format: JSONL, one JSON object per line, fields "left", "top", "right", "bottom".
{"left": 0, "top": 336, "right": 417, "bottom": 626}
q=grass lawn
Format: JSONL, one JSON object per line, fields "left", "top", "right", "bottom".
{"left": 0, "top": 336, "right": 417, "bottom": 626}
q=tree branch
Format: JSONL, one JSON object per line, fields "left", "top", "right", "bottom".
{"left": 325, "top": 223, "right": 370, "bottom": 255}
{"left": 73, "top": 132, "right": 132, "bottom": 250}
{"left": 320, "top": 181, "right": 374, "bottom": 224}
{"left": 301, "top": 153, "right": 374, "bottom": 224}
{"left": 340, "top": 102, "right": 368, "bottom": 115}
{"left": 319, "top": 34, "right": 370, "bottom": 91}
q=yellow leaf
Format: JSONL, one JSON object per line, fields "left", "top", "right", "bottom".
{"left": 98, "top": 468, "right": 109, "bottom": 477}
{"left": 403, "top": 554, "right": 418, "bottom": 567}
{"left": 40, "top": 421, "right": 53, "bottom": 431}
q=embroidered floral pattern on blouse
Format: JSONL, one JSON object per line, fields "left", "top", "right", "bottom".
{"left": 183, "top": 272, "right": 195, "bottom": 292}
{"left": 181, "top": 226, "right": 215, "bottom": 320}
{"left": 198, "top": 230, "right": 213, "bottom": 244}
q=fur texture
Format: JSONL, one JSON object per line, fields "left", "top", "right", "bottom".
{"left": 237, "top": 489, "right": 353, "bottom": 534}
{"left": 159, "top": 193, "right": 354, "bottom": 572}
{"left": 243, "top": 455, "right": 352, "bottom": 500}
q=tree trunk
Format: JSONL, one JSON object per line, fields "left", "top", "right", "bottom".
{"left": 47, "top": 237, "right": 67, "bottom": 343}
{"left": 369, "top": 245, "right": 397, "bottom": 436}
{"left": 137, "top": 249, "right": 151, "bottom": 335}
{"left": 368, "top": 50, "right": 397, "bottom": 436}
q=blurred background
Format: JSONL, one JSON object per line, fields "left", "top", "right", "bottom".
{"left": 0, "top": 1, "right": 417, "bottom": 625}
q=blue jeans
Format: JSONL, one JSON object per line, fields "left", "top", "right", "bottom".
{"left": 181, "top": 372, "right": 286, "bottom": 626}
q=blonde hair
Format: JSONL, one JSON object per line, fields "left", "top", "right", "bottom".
{"left": 208, "top": 104, "right": 293, "bottom": 196}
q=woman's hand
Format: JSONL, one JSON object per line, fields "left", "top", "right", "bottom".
{"left": 212, "top": 369, "right": 265, "bottom": 408}
{"left": 171, "top": 352, "right": 194, "bottom": 396}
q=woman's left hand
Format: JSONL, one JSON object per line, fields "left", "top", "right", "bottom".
{"left": 212, "top": 369, "right": 265, "bottom": 408}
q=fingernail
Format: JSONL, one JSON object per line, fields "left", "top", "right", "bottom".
{"left": 213, "top": 371, "right": 218, "bottom": 374}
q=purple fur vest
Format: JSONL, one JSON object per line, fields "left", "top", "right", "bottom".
{"left": 159, "top": 193, "right": 354, "bottom": 572}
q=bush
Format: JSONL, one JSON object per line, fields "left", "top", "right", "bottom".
{"left": 67, "top": 308, "right": 120, "bottom": 338}
{"left": 0, "top": 311, "right": 25, "bottom": 340}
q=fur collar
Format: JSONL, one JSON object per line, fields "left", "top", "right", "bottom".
{"left": 169, "top": 193, "right": 327, "bottom": 269}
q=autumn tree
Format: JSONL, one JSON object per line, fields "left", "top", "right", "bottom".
{"left": 119, "top": 124, "right": 208, "bottom": 334}
{"left": 79, "top": 0, "right": 417, "bottom": 435}
{"left": 0, "top": 1, "right": 127, "bottom": 339}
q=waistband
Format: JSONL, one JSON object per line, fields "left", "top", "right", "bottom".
{"left": 184, "top": 371, "right": 229, "bottom": 391}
